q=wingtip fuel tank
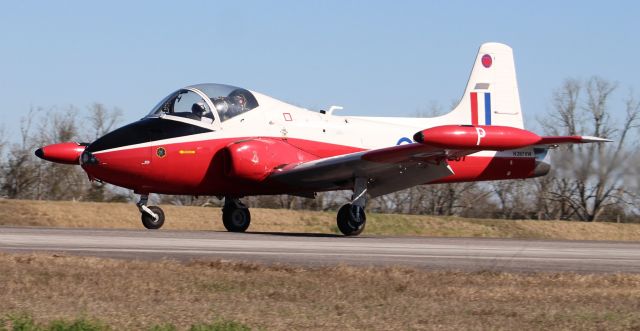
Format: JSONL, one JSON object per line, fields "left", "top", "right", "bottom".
{"left": 413, "top": 125, "right": 542, "bottom": 150}
{"left": 34, "top": 142, "right": 87, "bottom": 165}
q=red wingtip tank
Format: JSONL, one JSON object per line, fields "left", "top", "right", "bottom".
{"left": 413, "top": 125, "right": 542, "bottom": 150}
{"left": 35, "top": 142, "right": 87, "bottom": 165}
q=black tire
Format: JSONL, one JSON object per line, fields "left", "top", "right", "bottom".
{"left": 222, "top": 206, "right": 251, "bottom": 232}
{"left": 336, "top": 203, "right": 366, "bottom": 236}
{"left": 141, "top": 206, "right": 165, "bottom": 229}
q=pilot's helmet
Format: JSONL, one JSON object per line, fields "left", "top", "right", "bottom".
{"left": 213, "top": 98, "right": 229, "bottom": 113}
{"left": 191, "top": 101, "right": 206, "bottom": 115}
{"left": 232, "top": 94, "right": 247, "bottom": 108}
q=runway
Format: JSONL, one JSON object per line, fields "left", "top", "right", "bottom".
{"left": 1, "top": 227, "right": 640, "bottom": 273}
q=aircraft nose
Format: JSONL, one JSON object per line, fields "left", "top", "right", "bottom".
{"left": 85, "top": 120, "right": 149, "bottom": 154}
{"left": 34, "top": 148, "right": 44, "bottom": 159}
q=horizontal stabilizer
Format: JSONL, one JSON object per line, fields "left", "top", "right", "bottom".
{"left": 537, "top": 136, "right": 613, "bottom": 145}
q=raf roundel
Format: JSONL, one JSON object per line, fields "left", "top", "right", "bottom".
{"left": 481, "top": 54, "right": 492, "bottom": 68}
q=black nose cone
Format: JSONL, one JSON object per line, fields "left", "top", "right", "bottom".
{"left": 35, "top": 148, "right": 44, "bottom": 159}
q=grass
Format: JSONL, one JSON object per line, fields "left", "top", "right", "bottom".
{"left": 2, "top": 199, "right": 640, "bottom": 240}
{"left": 1, "top": 253, "right": 640, "bottom": 330}
{"left": 0, "top": 314, "right": 250, "bottom": 331}
{"left": 1, "top": 314, "right": 107, "bottom": 331}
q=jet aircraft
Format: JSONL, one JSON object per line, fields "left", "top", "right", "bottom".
{"left": 35, "top": 43, "right": 609, "bottom": 235}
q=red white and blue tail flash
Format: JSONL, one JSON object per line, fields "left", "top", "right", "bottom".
{"left": 470, "top": 92, "right": 492, "bottom": 125}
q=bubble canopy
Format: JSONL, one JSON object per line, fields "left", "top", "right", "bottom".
{"left": 146, "top": 83, "right": 259, "bottom": 122}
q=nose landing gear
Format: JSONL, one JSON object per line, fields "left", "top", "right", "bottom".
{"left": 222, "top": 197, "right": 251, "bottom": 232}
{"left": 137, "top": 194, "right": 165, "bottom": 229}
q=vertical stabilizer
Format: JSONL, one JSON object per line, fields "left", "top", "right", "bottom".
{"left": 443, "top": 43, "right": 524, "bottom": 128}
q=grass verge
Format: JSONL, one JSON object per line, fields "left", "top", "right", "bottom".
{"left": 1, "top": 253, "right": 640, "bottom": 330}
{"left": 2, "top": 199, "right": 640, "bottom": 240}
{"left": 0, "top": 314, "right": 249, "bottom": 331}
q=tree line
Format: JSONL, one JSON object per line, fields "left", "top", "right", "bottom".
{"left": 0, "top": 77, "right": 638, "bottom": 222}
{"left": 0, "top": 104, "right": 130, "bottom": 203}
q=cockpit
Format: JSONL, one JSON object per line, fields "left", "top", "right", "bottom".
{"left": 146, "top": 83, "right": 259, "bottom": 124}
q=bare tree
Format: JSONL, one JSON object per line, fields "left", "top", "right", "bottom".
{"left": 626, "top": 153, "right": 640, "bottom": 220}
{"left": 491, "top": 180, "right": 536, "bottom": 219}
{"left": 541, "top": 79, "right": 584, "bottom": 137}
{"left": 540, "top": 77, "right": 640, "bottom": 221}
{"left": 33, "top": 106, "right": 87, "bottom": 200}
{"left": 1, "top": 103, "right": 128, "bottom": 201}
{"left": 0, "top": 126, "right": 6, "bottom": 197}
{"left": 412, "top": 182, "right": 485, "bottom": 216}
{"left": 85, "top": 103, "right": 123, "bottom": 141}
{"left": 81, "top": 103, "right": 123, "bottom": 201}
{"left": 413, "top": 100, "right": 445, "bottom": 118}
{"left": 0, "top": 125, "right": 6, "bottom": 156}
{"left": 1, "top": 108, "right": 40, "bottom": 199}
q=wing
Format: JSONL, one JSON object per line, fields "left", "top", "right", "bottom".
{"left": 267, "top": 125, "right": 611, "bottom": 198}
{"left": 267, "top": 143, "right": 456, "bottom": 198}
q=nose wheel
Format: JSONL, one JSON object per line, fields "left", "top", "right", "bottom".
{"left": 222, "top": 197, "right": 251, "bottom": 232}
{"left": 137, "top": 195, "right": 165, "bottom": 229}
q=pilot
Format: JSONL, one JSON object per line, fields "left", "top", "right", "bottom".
{"left": 233, "top": 94, "right": 247, "bottom": 109}
{"left": 227, "top": 94, "right": 248, "bottom": 118}
{"left": 213, "top": 97, "right": 230, "bottom": 120}
{"left": 191, "top": 101, "right": 207, "bottom": 118}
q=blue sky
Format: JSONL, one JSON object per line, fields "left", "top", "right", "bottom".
{"left": 1, "top": 1, "right": 638, "bottom": 142}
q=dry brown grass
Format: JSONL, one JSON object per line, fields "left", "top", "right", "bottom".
{"left": 2, "top": 199, "right": 640, "bottom": 240}
{"left": 1, "top": 253, "right": 640, "bottom": 330}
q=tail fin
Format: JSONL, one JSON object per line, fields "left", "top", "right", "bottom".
{"left": 443, "top": 42, "right": 524, "bottom": 129}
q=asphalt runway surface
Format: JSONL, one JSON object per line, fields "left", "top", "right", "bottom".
{"left": 1, "top": 227, "right": 640, "bottom": 273}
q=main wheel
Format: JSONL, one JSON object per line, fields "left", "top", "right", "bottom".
{"left": 222, "top": 205, "right": 251, "bottom": 232}
{"left": 141, "top": 206, "right": 165, "bottom": 229}
{"left": 336, "top": 203, "right": 366, "bottom": 236}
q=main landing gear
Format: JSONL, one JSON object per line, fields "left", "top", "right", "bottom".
{"left": 135, "top": 184, "right": 367, "bottom": 236}
{"left": 222, "top": 197, "right": 251, "bottom": 232}
{"left": 336, "top": 177, "right": 368, "bottom": 236}
{"left": 137, "top": 194, "right": 165, "bottom": 229}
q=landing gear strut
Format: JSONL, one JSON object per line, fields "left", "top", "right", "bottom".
{"left": 222, "top": 197, "right": 251, "bottom": 232}
{"left": 336, "top": 177, "right": 367, "bottom": 236}
{"left": 137, "top": 194, "right": 165, "bottom": 229}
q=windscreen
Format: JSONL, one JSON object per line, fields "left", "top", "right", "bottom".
{"left": 146, "top": 89, "right": 214, "bottom": 123}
